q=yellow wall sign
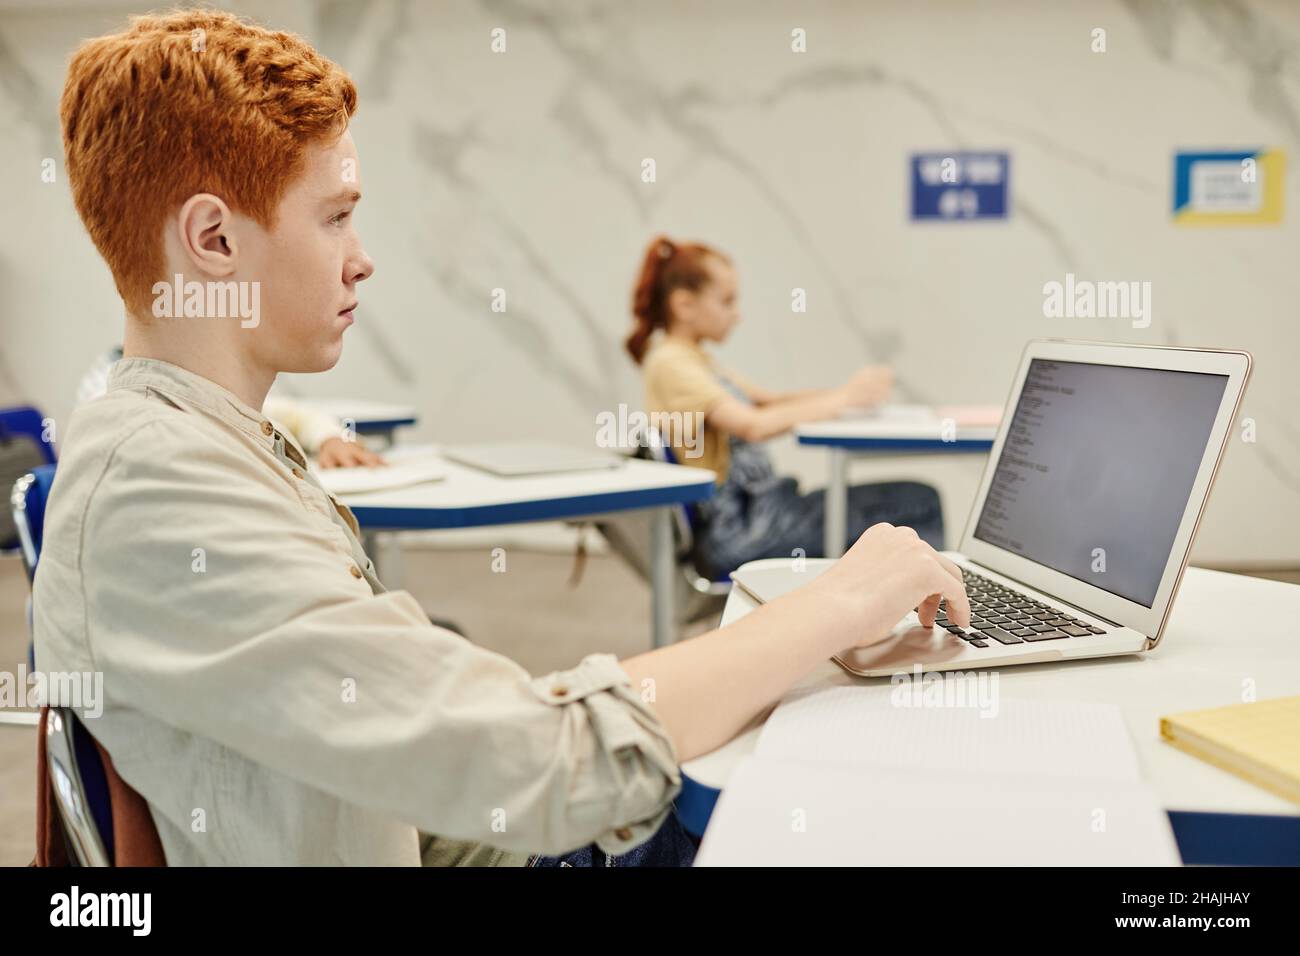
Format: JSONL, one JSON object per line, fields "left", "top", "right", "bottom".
{"left": 1172, "top": 149, "right": 1284, "bottom": 225}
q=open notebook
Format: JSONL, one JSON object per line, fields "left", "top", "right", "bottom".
{"left": 694, "top": 685, "right": 1180, "bottom": 866}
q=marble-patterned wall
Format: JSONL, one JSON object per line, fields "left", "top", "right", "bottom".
{"left": 1, "top": 0, "right": 1297, "bottom": 563}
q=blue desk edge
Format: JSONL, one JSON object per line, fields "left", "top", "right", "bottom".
{"left": 798, "top": 436, "right": 994, "bottom": 451}
{"left": 351, "top": 480, "right": 716, "bottom": 530}
{"left": 353, "top": 417, "right": 417, "bottom": 433}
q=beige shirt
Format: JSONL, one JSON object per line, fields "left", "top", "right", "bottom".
{"left": 261, "top": 396, "right": 343, "bottom": 456}
{"left": 643, "top": 338, "right": 759, "bottom": 484}
{"left": 74, "top": 348, "right": 343, "bottom": 455}
{"left": 33, "top": 358, "right": 680, "bottom": 865}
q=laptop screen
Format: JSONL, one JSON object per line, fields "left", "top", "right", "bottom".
{"left": 973, "top": 358, "right": 1228, "bottom": 607}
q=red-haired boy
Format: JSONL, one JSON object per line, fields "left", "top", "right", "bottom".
{"left": 37, "top": 9, "right": 968, "bottom": 865}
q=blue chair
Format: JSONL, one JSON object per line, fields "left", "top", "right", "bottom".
{"left": 9, "top": 462, "right": 116, "bottom": 864}
{"left": 8, "top": 464, "right": 55, "bottom": 718}
{"left": 12, "top": 463, "right": 56, "bottom": 583}
{"left": 637, "top": 427, "right": 730, "bottom": 597}
{"left": 0, "top": 405, "right": 57, "bottom": 466}
{"left": 44, "top": 707, "right": 114, "bottom": 866}
{"left": 1, "top": 406, "right": 55, "bottom": 557}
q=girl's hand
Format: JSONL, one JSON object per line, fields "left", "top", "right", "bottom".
{"left": 841, "top": 366, "right": 893, "bottom": 408}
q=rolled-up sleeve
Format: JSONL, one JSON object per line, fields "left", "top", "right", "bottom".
{"left": 527, "top": 655, "right": 680, "bottom": 854}
{"left": 81, "top": 419, "right": 680, "bottom": 857}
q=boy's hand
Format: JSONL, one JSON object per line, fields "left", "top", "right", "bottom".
{"left": 810, "top": 523, "right": 969, "bottom": 651}
{"left": 317, "top": 437, "right": 386, "bottom": 469}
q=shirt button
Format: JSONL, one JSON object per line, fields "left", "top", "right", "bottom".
{"left": 614, "top": 827, "right": 633, "bottom": 841}
{"left": 261, "top": 421, "right": 274, "bottom": 437}
{"left": 292, "top": 467, "right": 305, "bottom": 480}
{"left": 551, "top": 686, "right": 569, "bottom": 699}
{"left": 350, "top": 564, "right": 364, "bottom": 579}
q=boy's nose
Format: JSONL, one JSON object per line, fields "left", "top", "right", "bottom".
{"left": 350, "top": 251, "right": 375, "bottom": 283}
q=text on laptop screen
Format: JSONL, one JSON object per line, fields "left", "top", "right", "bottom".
{"left": 973, "top": 358, "right": 1228, "bottom": 607}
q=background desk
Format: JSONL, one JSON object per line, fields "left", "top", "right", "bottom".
{"left": 679, "top": 565, "right": 1300, "bottom": 865}
{"left": 796, "top": 418, "right": 996, "bottom": 558}
{"left": 299, "top": 398, "right": 418, "bottom": 446}
{"left": 337, "top": 446, "right": 715, "bottom": 648}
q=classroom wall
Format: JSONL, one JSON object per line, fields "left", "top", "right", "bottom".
{"left": 1, "top": 0, "right": 1297, "bottom": 565}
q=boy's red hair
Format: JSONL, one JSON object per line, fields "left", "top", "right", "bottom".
{"left": 60, "top": 9, "right": 358, "bottom": 315}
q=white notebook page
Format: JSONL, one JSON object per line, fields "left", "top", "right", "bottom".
{"left": 695, "top": 685, "right": 1178, "bottom": 866}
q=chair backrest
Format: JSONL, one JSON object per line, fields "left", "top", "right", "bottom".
{"left": 638, "top": 427, "right": 735, "bottom": 588}
{"left": 0, "top": 405, "right": 57, "bottom": 465}
{"left": 636, "top": 426, "right": 698, "bottom": 547}
{"left": 12, "top": 463, "right": 56, "bottom": 582}
{"left": 45, "top": 707, "right": 114, "bottom": 866}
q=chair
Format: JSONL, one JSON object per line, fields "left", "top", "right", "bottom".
{"left": 44, "top": 707, "right": 114, "bottom": 866}
{"left": 10, "top": 461, "right": 118, "bottom": 864}
{"left": 1, "top": 406, "right": 55, "bottom": 557}
{"left": 0, "top": 405, "right": 57, "bottom": 466}
{"left": 635, "top": 426, "right": 731, "bottom": 597}
{"left": 591, "top": 428, "right": 730, "bottom": 628}
{"left": 12, "top": 463, "right": 56, "bottom": 583}
{"left": 4, "top": 464, "right": 56, "bottom": 726}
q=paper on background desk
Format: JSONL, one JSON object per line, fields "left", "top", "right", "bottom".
{"left": 695, "top": 685, "right": 1179, "bottom": 866}
{"left": 315, "top": 452, "right": 446, "bottom": 495}
{"left": 838, "top": 403, "right": 1002, "bottom": 427}
{"left": 936, "top": 404, "right": 1003, "bottom": 427}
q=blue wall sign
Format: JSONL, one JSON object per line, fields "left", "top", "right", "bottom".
{"left": 910, "top": 151, "right": 1010, "bottom": 220}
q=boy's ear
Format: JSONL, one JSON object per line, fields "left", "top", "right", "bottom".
{"left": 175, "top": 193, "right": 238, "bottom": 278}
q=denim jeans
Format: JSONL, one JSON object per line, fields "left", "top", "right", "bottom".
{"left": 692, "top": 477, "right": 946, "bottom": 581}
{"left": 529, "top": 811, "right": 701, "bottom": 867}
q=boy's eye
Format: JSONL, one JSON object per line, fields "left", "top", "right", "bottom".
{"left": 329, "top": 210, "right": 352, "bottom": 225}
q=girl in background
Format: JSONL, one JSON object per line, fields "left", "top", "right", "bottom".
{"left": 628, "top": 236, "right": 945, "bottom": 579}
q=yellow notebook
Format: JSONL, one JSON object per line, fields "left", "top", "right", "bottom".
{"left": 1160, "top": 696, "right": 1300, "bottom": 806}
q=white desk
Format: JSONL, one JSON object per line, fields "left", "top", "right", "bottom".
{"left": 336, "top": 446, "right": 715, "bottom": 648}
{"left": 679, "top": 564, "right": 1300, "bottom": 864}
{"left": 797, "top": 414, "right": 996, "bottom": 559}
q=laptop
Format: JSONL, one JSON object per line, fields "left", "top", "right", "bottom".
{"left": 441, "top": 441, "right": 623, "bottom": 477}
{"left": 731, "top": 340, "right": 1252, "bottom": 676}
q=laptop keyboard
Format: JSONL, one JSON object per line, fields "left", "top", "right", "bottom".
{"left": 936, "top": 569, "right": 1108, "bottom": 648}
